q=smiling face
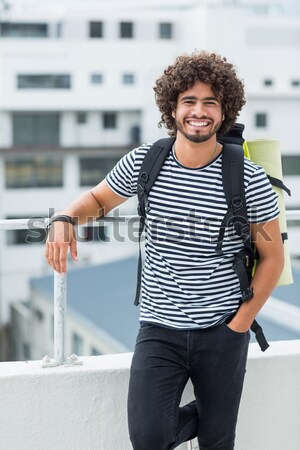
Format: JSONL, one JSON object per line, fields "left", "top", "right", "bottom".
{"left": 172, "top": 81, "right": 223, "bottom": 143}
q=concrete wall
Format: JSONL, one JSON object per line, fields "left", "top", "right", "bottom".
{"left": 0, "top": 340, "right": 299, "bottom": 450}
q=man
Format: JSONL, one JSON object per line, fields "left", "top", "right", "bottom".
{"left": 46, "top": 51, "right": 284, "bottom": 450}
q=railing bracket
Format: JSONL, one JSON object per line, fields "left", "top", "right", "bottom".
{"left": 67, "top": 353, "right": 83, "bottom": 365}
{"left": 41, "top": 355, "right": 59, "bottom": 368}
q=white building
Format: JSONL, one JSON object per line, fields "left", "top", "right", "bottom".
{"left": 0, "top": 0, "right": 299, "bottom": 325}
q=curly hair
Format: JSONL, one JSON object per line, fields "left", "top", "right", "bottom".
{"left": 153, "top": 50, "right": 246, "bottom": 137}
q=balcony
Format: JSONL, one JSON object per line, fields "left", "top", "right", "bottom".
{"left": 0, "top": 340, "right": 299, "bottom": 450}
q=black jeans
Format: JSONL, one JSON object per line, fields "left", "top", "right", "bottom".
{"left": 127, "top": 321, "right": 250, "bottom": 450}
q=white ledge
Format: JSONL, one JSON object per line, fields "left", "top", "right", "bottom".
{"left": 0, "top": 341, "right": 299, "bottom": 450}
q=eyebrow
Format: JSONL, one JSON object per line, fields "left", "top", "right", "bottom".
{"left": 180, "top": 95, "right": 219, "bottom": 102}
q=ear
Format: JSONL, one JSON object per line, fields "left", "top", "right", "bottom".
{"left": 172, "top": 110, "right": 176, "bottom": 119}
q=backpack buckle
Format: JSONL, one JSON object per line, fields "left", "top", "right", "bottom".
{"left": 140, "top": 172, "right": 148, "bottom": 183}
{"left": 241, "top": 287, "right": 254, "bottom": 301}
{"left": 239, "top": 222, "right": 250, "bottom": 239}
{"left": 231, "top": 196, "right": 243, "bottom": 212}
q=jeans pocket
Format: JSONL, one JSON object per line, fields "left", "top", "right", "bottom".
{"left": 223, "top": 322, "right": 249, "bottom": 337}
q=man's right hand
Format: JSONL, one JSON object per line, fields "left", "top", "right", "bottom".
{"left": 44, "top": 181, "right": 127, "bottom": 273}
{"left": 45, "top": 221, "right": 78, "bottom": 273}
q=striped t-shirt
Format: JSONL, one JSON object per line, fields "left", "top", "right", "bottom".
{"left": 106, "top": 143, "right": 280, "bottom": 330}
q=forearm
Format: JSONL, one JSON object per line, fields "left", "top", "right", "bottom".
{"left": 56, "top": 190, "right": 104, "bottom": 225}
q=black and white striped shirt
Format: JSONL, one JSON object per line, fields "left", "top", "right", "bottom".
{"left": 106, "top": 143, "right": 279, "bottom": 329}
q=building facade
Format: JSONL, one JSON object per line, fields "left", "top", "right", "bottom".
{"left": 0, "top": 0, "right": 299, "bottom": 325}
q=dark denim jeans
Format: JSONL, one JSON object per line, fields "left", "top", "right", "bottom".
{"left": 127, "top": 321, "right": 250, "bottom": 450}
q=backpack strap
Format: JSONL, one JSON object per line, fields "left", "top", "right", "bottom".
{"left": 216, "top": 143, "right": 252, "bottom": 256}
{"left": 134, "top": 137, "right": 175, "bottom": 305}
{"left": 267, "top": 175, "right": 291, "bottom": 196}
{"left": 217, "top": 142, "right": 269, "bottom": 352}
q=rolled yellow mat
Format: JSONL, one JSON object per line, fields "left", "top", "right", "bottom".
{"left": 244, "top": 139, "right": 293, "bottom": 286}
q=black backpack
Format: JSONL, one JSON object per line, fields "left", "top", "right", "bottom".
{"left": 134, "top": 124, "right": 288, "bottom": 352}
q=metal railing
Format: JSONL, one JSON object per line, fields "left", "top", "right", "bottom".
{"left": 0, "top": 210, "right": 300, "bottom": 367}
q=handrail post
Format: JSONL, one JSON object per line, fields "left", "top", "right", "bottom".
{"left": 42, "top": 271, "right": 82, "bottom": 368}
{"left": 54, "top": 271, "right": 67, "bottom": 364}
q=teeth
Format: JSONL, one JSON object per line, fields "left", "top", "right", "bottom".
{"left": 188, "top": 121, "right": 209, "bottom": 127}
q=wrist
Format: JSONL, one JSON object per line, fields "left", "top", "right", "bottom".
{"left": 49, "top": 215, "right": 77, "bottom": 227}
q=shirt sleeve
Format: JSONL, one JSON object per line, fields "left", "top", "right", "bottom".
{"left": 105, "top": 144, "right": 151, "bottom": 198}
{"left": 245, "top": 166, "right": 280, "bottom": 223}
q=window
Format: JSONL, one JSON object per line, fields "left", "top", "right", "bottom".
{"left": 291, "top": 79, "right": 300, "bottom": 87}
{"left": 17, "top": 74, "right": 71, "bottom": 89}
{"left": 13, "top": 113, "right": 60, "bottom": 146}
{"left": 77, "top": 112, "right": 87, "bottom": 124}
{"left": 263, "top": 79, "right": 273, "bottom": 87}
{"left": 23, "top": 343, "right": 31, "bottom": 360}
{"left": 120, "top": 22, "right": 133, "bottom": 38}
{"left": 80, "top": 156, "right": 120, "bottom": 186}
{"left": 91, "top": 73, "right": 103, "bottom": 84}
{"left": 5, "top": 156, "right": 63, "bottom": 188}
{"left": 72, "top": 332, "right": 83, "bottom": 355}
{"left": 0, "top": 22, "right": 48, "bottom": 38}
{"left": 122, "top": 73, "right": 135, "bottom": 85}
{"left": 255, "top": 113, "right": 267, "bottom": 128}
{"left": 89, "top": 21, "right": 103, "bottom": 38}
{"left": 6, "top": 215, "right": 47, "bottom": 246}
{"left": 91, "top": 347, "right": 102, "bottom": 356}
{"left": 103, "top": 112, "right": 117, "bottom": 129}
{"left": 80, "top": 225, "right": 109, "bottom": 243}
{"left": 56, "top": 22, "right": 62, "bottom": 38}
{"left": 33, "top": 309, "right": 44, "bottom": 321}
{"left": 159, "top": 22, "right": 173, "bottom": 39}
{"left": 130, "top": 125, "right": 141, "bottom": 144}
{"left": 282, "top": 155, "right": 300, "bottom": 176}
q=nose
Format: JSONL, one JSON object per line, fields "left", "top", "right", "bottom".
{"left": 191, "top": 101, "right": 207, "bottom": 118}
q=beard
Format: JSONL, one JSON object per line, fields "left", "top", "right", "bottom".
{"left": 175, "top": 118, "right": 222, "bottom": 143}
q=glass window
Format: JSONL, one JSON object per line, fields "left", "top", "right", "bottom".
{"left": 159, "top": 22, "right": 173, "bottom": 39}
{"left": 91, "top": 73, "right": 103, "bottom": 84}
{"left": 79, "top": 225, "right": 109, "bottom": 243}
{"left": 130, "top": 125, "right": 141, "bottom": 145}
{"left": 77, "top": 112, "right": 87, "bottom": 124}
{"left": 17, "top": 74, "right": 71, "bottom": 89}
{"left": 13, "top": 113, "right": 60, "bottom": 146}
{"left": 103, "top": 112, "right": 117, "bottom": 129}
{"left": 33, "top": 309, "right": 44, "bottom": 321}
{"left": 72, "top": 332, "right": 83, "bottom": 355}
{"left": 291, "top": 79, "right": 300, "bottom": 87}
{"left": 255, "top": 113, "right": 267, "bottom": 128}
{"left": 91, "top": 347, "right": 102, "bottom": 356}
{"left": 56, "top": 22, "right": 62, "bottom": 38}
{"left": 89, "top": 21, "right": 103, "bottom": 38}
{"left": 123, "top": 73, "right": 135, "bottom": 85}
{"left": 120, "top": 22, "right": 133, "bottom": 38}
{"left": 80, "top": 156, "right": 120, "bottom": 186}
{"left": 263, "top": 79, "right": 273, "bottom": 87}
{"left": 0, "top": 22, "right": 48, "bottom": 38}
{"left": 6, "top": 215, "right": 47, "bottom": 246}
{"left": 5, "top": 156, "right": 63, "bottom": 188}
{"left": 23, "top": 343, "right": 31, "bottom": 360}
{"left": 282, "top": 155, "right": 300, "bottom": 176}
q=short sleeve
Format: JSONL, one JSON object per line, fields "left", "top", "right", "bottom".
{"left": 105, "top": 143, "right": 151, "bottom": 198}
{"left": 245, "top": 166, "right": 280, "bottom": 223}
